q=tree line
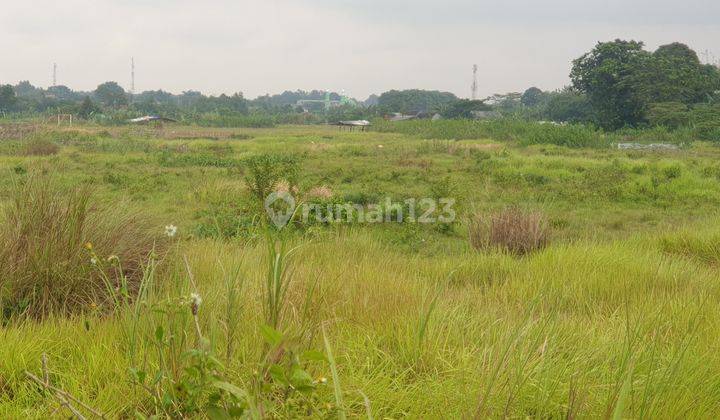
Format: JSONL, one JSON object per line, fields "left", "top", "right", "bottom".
{"left": 1, "top": 40, "right": 718, "bottom": 135}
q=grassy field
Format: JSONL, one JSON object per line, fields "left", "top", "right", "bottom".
{"left": 2, "top": 122, "right": 720, "bottom": 418}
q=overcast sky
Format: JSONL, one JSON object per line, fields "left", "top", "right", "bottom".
{"left": 1, "top": 0, "right": 719, "bottom": 100}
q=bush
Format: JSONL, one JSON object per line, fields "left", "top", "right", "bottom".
{"left": 690, "top": 104, "right": 720, "bottom": 141}
{"left": 647, "top": 102, "right": 690, "bottom": 129}
{"left": 373, "top": 118, "right": 610, "bottom": 148}
{"left": 20, "top": 139, "right": 59, "bottom": 156}
{"left": 521, "top": 123, "right": 606, "bottom": 148}
{"left": 0, "top": 173, "right": 168, "bottom": 318}
{"left": 244, "top": 153, "right": 300, "bottom": 202}
{"left": 192, "top": 184, "right": 260, "bottom": 239}
{"left": 469, "top": 207, "right": 549, "bottom": 255}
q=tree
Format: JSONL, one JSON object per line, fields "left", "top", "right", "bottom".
{"left": 94, "top": 81, "right": 128, "bottom": 108}
{"left": 571, "top": 39, "right": 651, "bottom": 129}
{"left": 645, "top": 43, "right": 720, "bottom": 104}
{"left": 47, "top": 85, "right": 77, "bottom": 102}
{"left": 483, "top": 92, "right": 523, "bottom": 113}
{"left": 646, "top": 102, "right": 690, "bottom": 129}
{"left": 442, "top": 100, "right": 491, "bottom": 119}
{"left": 77, "top": 96, "right": 100, "bottom": 119}
{"left": 521, "top": 87, "right": 545, "bottom": 107}
{"left": 544, "top": 89, "right": 594, "bottom": 123}
{"left": 14, "top": 81, "right": 42, "bottom": 99}
{"left": 377, "top": 89, "right": 458, "bottom": 114}
{"left": 0, "top": 84, "right": 18, "bottom": 112}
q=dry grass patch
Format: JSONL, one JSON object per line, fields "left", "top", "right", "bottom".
{"left": 469, "top": 207, "right": 549, "bottom": 255}
{"left": 20, "top": 139, "right": 60, "bottom": 156}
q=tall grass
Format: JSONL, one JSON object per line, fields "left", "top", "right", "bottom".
{"left": 469, "top": 207, "right": 550, "bottom": 255}
{"left": 373, "top": 118, "right": 701, "bottom": 148}
{"left": 373, "top": 119, "right": 612, "bottom": 147}
{"left": 0, "top": 173, "right": 167, "bottom": 318}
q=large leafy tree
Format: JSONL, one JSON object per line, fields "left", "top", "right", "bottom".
{"left": 521, "top": 87, "right": 546, "bottom": 107}
{"left": 572, "top": 40, "right": 720, "bottom": 129}
{"left": 544, "top": 88, "right": 594, "bottom": 123}
{"left": 0, "top": 84, "right": 18, "bottom": 112}
{"left": 571, "top": 39, "right": 651, "bottom": 129}
{"left": 94, "top": 81, "right": 128, "bottom": 108}
{"left": 645, "top": 43, "right": 720, "bottom": 104}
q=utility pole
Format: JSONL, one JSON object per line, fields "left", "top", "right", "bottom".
{"left": 52, "top": 63, "right": 57, "bottom": 87}
{"left": 471, "top": 64, "right": 478, "bottom": 100}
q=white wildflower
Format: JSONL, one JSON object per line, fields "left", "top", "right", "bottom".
{"left": 164, "top": 224, "right": 178, "bottom": 238}
{"left": 90, "top": 257, "right": 98, "bottom": 265}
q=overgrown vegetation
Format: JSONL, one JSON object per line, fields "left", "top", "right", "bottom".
{"left": 469, "top": 207, "right": 549, "bottom": 254}
{"left": 0, "top": 172, "right": 166, "bottom": 319}
{"left": 1, "top": 124, "right": 720, "bottom": 418}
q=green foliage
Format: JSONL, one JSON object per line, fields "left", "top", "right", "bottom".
{"left": 647, "top": 43, "right": 720, "bottom": 104}
{"left": 647, "top": 102, "right": 690, "bottom": 129}
{"left": 77, "top": 96, "right": 100, "bottom": 119}
{"left": 194, "top": 112, "right": 276, "bottom": 128}
{"left": 193, "top": 189, "right": 260, "bottom": 239}
{"left": 544, "top": 89, "right": 594, "bottom": 123}
{"left": 441, "top": 99, "right": 491, "bottom": 119}
{"left": 520, "top": 87, "right": 546, "bottom": 107}
{"left": 521, "top": 123, "right": 607, "bottom": 148}
{"left": 94, "top": 81, "right": 128, "bottom": 108}
{"left": 157, "top": 151, "right": 240, "bottom": 168}
{"left": 377, "top": 89, "right": 458, "bottom": 114}
{"left": 571, "top": 39, "right": 651, "bottom": 129}
{"left": 0, "top": 84, "right": 18, "bottom": 112}
{"left": 571, "top": 40, "right": 720, "bottom": 129}
{"left": 244, "top": 153, "right": 300, "bottom": 202}
{"left": 0, "top": 173, "right": 166, "bottom": 318}
{"left": 690, "top": 104, "right": 720, "bottom": 141}
{"left": 374, "top": 118, "right": 610, "bottom": 147}
{"left": 5, "top": 125, "right": 720, "bottom": 417}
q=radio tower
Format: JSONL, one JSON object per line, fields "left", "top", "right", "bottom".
{"left": 130, "top": 57, "right": 135, "bottom": 95}
{"left": 471, "top": 64, "right": 478, "bottom": 100}
{"left": 52, "top": 63, "right": 57, "bottom": 87}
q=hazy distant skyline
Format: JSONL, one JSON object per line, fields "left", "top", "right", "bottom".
{"left": 1, "top": 0, "right": 719, "bottom": 100}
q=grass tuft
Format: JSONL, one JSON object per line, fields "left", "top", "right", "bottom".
{"left": 0, "top": 172, "right": 168, "bottom": 319}
{"left": 20, "top": 139, "right": 60, "bottom": 156}
{"left": 469, "top": 207, "right": 549, "bottom": 255}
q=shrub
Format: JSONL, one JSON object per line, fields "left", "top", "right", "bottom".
{"left": 193, "top": 186, "right": 260, "bottom": 239}
{"left": 20, "top": 139, "right": 59, "bottom": 156}
{"left": 521, "top": 123, "right": 606, "bottom": 148}
{"left": 469, "top": 207, "right": 549, "bottom": 255}
{"left": 244, "top": 153, "right": 300, "bottom": 202}
{"left": 0, "top": 173, "right": 168, "bottom": 318}
{"left": 690, "top": 104, "right": 720, "bottom": 141}
{"left": 647, "top": 102, "right": 690, "bottom": 129}
{"left": 373, "top": 118, "right": 609, "bottom": 148}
